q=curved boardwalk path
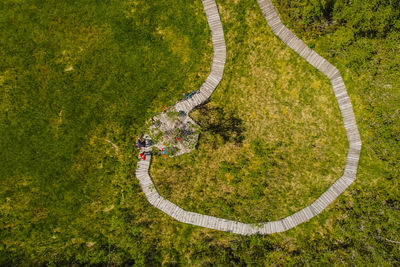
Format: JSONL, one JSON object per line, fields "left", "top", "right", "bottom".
{"left": 135, "top": 0, "right": 361, "bottom": 235}
{"left": 175, "top": 0, "right": 226, "bottom": 114}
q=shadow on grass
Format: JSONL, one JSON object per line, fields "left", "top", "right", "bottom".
{"left": 195, "top": 105, "right": 245, "bottom": 145}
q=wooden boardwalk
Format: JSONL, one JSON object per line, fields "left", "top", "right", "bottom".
{"left": 135, "top": 0, "right": 361, "bottom": 235}
{"left": 174, "top": 0, "right": 226, "bottom": 114}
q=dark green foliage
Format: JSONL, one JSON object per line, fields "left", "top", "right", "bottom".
{"left": 275, "top": 0, "right": 400, "bottom": 38}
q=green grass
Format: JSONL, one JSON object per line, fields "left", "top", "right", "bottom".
{"left": 151, "top": 0, "right": 347, "bottom": 223}
{"left": 0, "top": 0, "right": 211, "bottom": 264}
{"left": 0, "top": 0, "right": 399, "bottom": 265}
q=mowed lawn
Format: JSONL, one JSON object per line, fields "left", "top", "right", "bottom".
{"left": 150, "top": 0, "right": 347, "bottom": 223}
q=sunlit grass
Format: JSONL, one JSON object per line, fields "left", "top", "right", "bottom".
{"left": 0, "top": 0, "right": 211, "bottom": 263}
{"left": 150, "top": 0, "right": 347, "bottom": 222}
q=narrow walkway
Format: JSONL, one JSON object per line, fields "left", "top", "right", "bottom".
{"left": 135, "top": 0, "right": 361, "bottom": 235}
{"left": 174, "top": 0, "right": 226, "bottom": 114}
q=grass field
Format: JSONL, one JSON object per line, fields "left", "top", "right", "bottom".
{"left": 0, "top": 0, "right": 212, "bottom": 264}
{"left": 150, "top": 0, "right": 347, "bottom": 223}
{"left": 1, "top": 0, "right": 399, "bottom": 265}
